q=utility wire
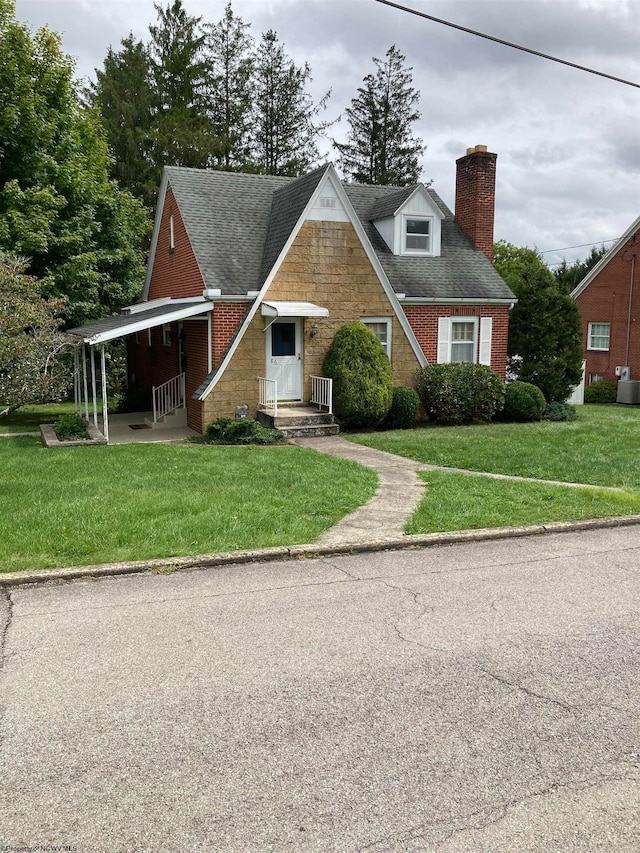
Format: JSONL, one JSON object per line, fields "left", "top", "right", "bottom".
{"left": 373, "top": 0, "right": 640, "bottom": 89}
{"left": 539, "top": 238, "right": 619, "bottom": 254}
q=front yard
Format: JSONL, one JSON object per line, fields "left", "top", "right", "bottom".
{"left": 0, "top": 438, "right": 376, "bottom": 573}
{"left": 350, "top": 404, "right": 640, "bottom": 533}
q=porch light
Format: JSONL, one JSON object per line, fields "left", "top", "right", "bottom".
{"left": 310, "top": 323, "right": 319, "bottom": 337}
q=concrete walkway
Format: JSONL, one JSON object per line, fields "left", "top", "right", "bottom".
{"left": 291, "top": 436, "right": 430, "bottom": 546}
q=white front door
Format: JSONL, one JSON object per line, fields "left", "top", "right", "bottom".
{"left": 266, "top": 319, "right": 302, "bottom": 400}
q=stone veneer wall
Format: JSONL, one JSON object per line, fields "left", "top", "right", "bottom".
{"left": 201, "top": 220, "right": 423, "bottom": 426}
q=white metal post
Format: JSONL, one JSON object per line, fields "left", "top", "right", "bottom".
{"left": 101, "top": 345, "right": 109, "bottom": 442}
{"left": 90, "top": 346, "right": 98, "bottom": 428}
{"left": 82, "top": 345, "right": 89, "bottom": 420}
{"left": 74, "top": 347, "right": 80, "bottom": 411}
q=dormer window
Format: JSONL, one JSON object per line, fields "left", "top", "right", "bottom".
{"left": 404, "top": 217, "right": 431, "bottom": 253}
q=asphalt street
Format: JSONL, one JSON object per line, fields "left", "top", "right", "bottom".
{"left": 1, "top": 526, "right": 639, "bottom": 852}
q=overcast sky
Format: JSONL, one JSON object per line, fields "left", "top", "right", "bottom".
{"left": 14, "top": 0, "right": 640, "bottom": 267}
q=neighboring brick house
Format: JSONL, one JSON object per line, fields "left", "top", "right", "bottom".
{"left": 571, "top": 215, "right": 640, "bottom": 386}
{"left": 68, "top": 146, "right": 515, "bottom": 436}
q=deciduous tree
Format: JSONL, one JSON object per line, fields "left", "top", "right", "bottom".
{"left": 0, "top": 255, "right": 70, "bottom": 415}
{"left": 494, "top": 240, "right": 584, "bottom": 402}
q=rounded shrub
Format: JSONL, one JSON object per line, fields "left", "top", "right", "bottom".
{"left": 499, "top": 381, "right": 546, "bottom": 422}
{"left": 322, "top": 322, "right": 393, "bottom": 429}
{"left": 415, "top": 363, "right": 504, "bottom": 426}
{"left": 584, "top": 379, "right": 617, "bottom": 404}
{"left": 54, "top": 412, "right": 89, "bottom": 440}
{"left": 383, "top": 385, "right": 420, "bottom": 430}
{"left": 542, "top": 401, "right": 577, "bottom": 422}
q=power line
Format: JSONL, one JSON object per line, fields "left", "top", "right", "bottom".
{"left": 539, "top": 238, "right": 619, "bottom": 254}
{"left": 373, "top": 0, "right": 640, "bottom": 88}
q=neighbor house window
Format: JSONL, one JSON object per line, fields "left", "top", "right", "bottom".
{"left": 404, "top": 217, "right": 431, "bottom": 253}
{"left": 450, "top": 320, "right": 476, "bottom": 362}
{"left": 169, "top": 213, "right": 175, "bottom": 251}
{"left": 162, "top": 323, "right": 172, "bottom": 346}
{"left": 588, "top": 322, "right": 610, "bottom": 350}
{"left": 361, "top": 317, "right": 392, "bottom": 358}
{"left": 589, "top": 373, "right": 604, "bottom": 384}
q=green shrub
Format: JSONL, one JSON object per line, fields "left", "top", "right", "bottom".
{"left": 584, "top": 379, "right": 617, "bottom": 404}
{"left": 200, "top": 417, "right": 285, "bottom": 445}
{"left": 322, "top": 322, "right": 393, "bottom": 429}
{"left": 415, "top": 363, "right": 505, "bottom": 425}
{"left": 542, "top": 401, "right": 577, "bottom": 422}
{"left": 383, "top": 385, "right": 420, "bottom": 429}
{"left": 499, "top": 381, "right": 546, "bottom": 422}
{"left": 54, "top": 412, "right": 89, "bottom": 440}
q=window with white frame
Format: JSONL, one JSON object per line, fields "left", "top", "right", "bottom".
{"left": 162, "top": 323, "right": 172, "bottom": 347}
{"left": 588, "top": 322, "right": 610, "bottom": 350}
{"left": 169, "top": 213, "right": 175, "bottom": 251}
{"left": 450, "top": 320, "right": 476, "bottom": 362}
{"left": 589, "top": 373, "right": 604, "bottom": 384}
{"left": 404, "top": 217, "right": 431, "bottom": 253}
{"left": 361, "top": 317, "right": 392, "bottom": 358}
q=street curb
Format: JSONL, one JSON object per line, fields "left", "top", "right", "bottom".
{"left": 2, "top": 514, "right": 640, "bottom": 588}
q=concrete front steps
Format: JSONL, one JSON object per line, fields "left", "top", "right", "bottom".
{"left": 145, "top": 406, "right": 188, "bottom": 430}
{"left": 256, "top": 405, "right": 339, "bottom": 438}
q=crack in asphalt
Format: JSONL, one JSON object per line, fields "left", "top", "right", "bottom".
{"left": 358, "top": 772, "right": 640, "bottom": 851}
{"left": 476, "top": 665, "right": 581, "bottom": 713}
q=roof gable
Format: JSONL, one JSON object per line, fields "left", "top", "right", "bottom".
{"left": 368, "top": 184, "right": 445, "bottom": 222}
{"left": 571, "top": 214, "right": 640, "bottom": 299}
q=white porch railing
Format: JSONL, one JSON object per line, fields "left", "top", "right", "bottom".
{"left": 152, "top": 372, "right": 185, "bottom": 423}
{"left": 310, "top": 375, "right": 333, "bottom": 413}
{"left": 258, "top": 377, "right": 278, "bottom": 416}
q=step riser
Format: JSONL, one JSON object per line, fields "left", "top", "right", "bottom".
{"left": 257, "top": 411, "right": 334, "bottom": 428}
{"left": 277, "top": 425, "right": 340, "bottom": 438}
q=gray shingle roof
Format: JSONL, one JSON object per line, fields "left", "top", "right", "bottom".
{"left": 165, "top": 166, "right": 515, "bottom": 303}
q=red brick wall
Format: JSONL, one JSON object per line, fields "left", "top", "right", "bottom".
{"left": 403, "top": 304, "right": 510, "bottom": 379}
{"left": 212, "top": 303, "right": 251, "bottom": 368}
{"left": 183, "top": 320, "right": 208, "bottom": 431}
{"left": 455, "top": 147, "right": 497, "bottom": 263}
{"left": 576, "top": 233, "right": 639, "bottom": 383}
{"left": 148, "top": 187, "right": 205, "bottom": 299}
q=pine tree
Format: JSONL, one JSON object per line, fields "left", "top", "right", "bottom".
{"left": 89, "top": 35, "right": 157, "bottom": 211}
{"left": 148, "top": 0, "right": 214, "bottom": 170}
{"left": 205, "top": 2, "right": 254, "bottom": 171}
{"left": 554, "top": 245, "right": 607, "bottom": 292}
{"left": 335, "top": 45, "right": 424, "bottom": 186}
{"left": 252, "top": 29, "right": 332, "bottom": 176}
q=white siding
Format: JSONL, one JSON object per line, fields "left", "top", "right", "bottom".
{"left": 373, "top": 217, "right": 395, "bottom": 251}
{"left": 307, "top": 182, "right": 350, "bottom": 222}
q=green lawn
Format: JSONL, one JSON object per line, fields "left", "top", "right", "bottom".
{"left": 350, "top": 405, "right": 640, "bottom": 489}
{"left": 0, "top": 401, "right": 80, "bottom": 433}
{"left": 349, "top": 405, "right": 640, "bottom": 534}
{"left": 0, "top": 438, "right": 377, "bottom": 573}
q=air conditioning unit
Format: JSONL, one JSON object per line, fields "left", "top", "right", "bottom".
{"left": 615, "top": 365, "right": 631, "bottom": 380}
{"left": 617, "top": 380, "right": 640, "bottom": 404}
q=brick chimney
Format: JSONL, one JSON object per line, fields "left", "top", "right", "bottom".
{"left": 455, "top": 144, "right": 497, "bottom": 263}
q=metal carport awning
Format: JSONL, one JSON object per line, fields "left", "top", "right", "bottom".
{"left": 65, "top": 298, "right": 213, "bottom": 442}
{"left": 261, "top": 301, "right": 329, "bottom": 319}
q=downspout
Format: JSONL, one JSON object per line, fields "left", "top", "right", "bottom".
{"left": 625, "top": 253, "right": 636, "bottom": 368}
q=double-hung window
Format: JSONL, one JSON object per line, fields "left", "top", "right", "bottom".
{"left": 588, "top": 322, "right": 610, "bottom": 351}
{"left": 404, "top": 217, "right": 431, "bottom": 253}
{"left": 450, "top": 320, "right": 476, "bottom": 362}
{"left": 361, "top": 317, "right": 392, "bottom": 359}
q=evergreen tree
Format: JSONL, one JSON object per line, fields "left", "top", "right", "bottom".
{"left": 205, "top": 2, "right": 254, "bottom": 171}
{"left": 148, "top": 0, "right": 215, "bottom": 170}
{"left": 252, "top": 29, "right": 332, "bottom": 176}
{"left": 0, "top": 1, "right": 149, "bottom": 325}
{"left": 494, "top": 241, "right": 584, "bottom": 402}
{"left": 554, "top": 245, "right": 607, "bottom": 292}
{"left": 89, "top": 35, "right": 157, "bottom": 211}
{"left": 335, "top": 45, "right": 424, "bottom": 186}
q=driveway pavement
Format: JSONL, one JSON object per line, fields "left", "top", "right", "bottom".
{"left": 1, "top": 525, "right": 639, "bottom": 851}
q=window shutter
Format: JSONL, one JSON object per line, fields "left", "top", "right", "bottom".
{"left": 479, "top": 317, "right": 492, "bottom": 365}
{"left": 437, "top": 317, "right": 451, "bottom": 363}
